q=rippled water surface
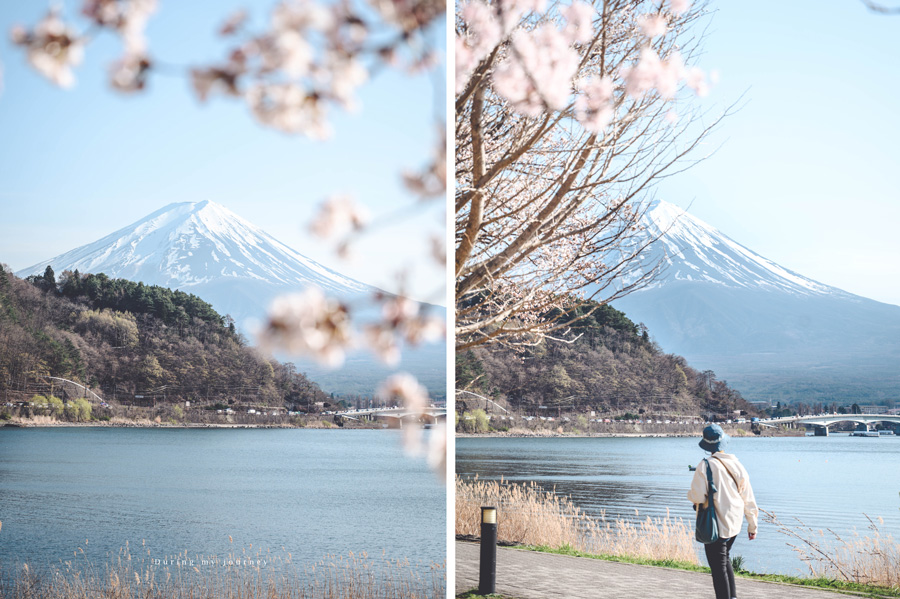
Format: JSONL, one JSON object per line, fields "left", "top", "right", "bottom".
{"left": 457, "top": 435, "right": 900, "bottom": 575}
{"left": 0, "top": 428, "right": 444, "bottom": 574}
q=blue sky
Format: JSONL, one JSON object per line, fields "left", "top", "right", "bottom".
{"left": 0, "top": 1, "right": 446, "bottom": 305}
{"left": 658, "top": 1, "right": 900, "bottom": 306}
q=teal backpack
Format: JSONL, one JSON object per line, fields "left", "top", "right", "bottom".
{"left": 695, "top": 458, "right": 720, "bottom": 544}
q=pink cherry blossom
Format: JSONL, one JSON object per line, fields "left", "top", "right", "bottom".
{"left": 309, "top": 194, "right": 370, "bottom": 239}
{"left": 364, "top": 325, "right": 402, "bottom": 365}
{"left": 561, "top": 1, "right": 596, "bottom": 44}
{"left": 669, "top": 0, "right": 692, "bottom": 16}
{"left": 637, "top": 13, "right": 668, "bottom": 38}
{"left": 377, "top": 372, "right": 430, "bottom": 455}
{"left": 82, "top": 0, "right": 157, "bottom": 54}
{"left": 10, "top": 10, "right": 84, "bottom": 88}
{"left": 621, "top": 46, "right": 662, "bottom": 98}
{"left": 258, "top": 288, "right": 353, "bottom": 368}
{"left": 109, "top": 53, "right": 150, "bottom": 92}
{"left": 575, "top": 76, "right": 615, "bottom": 133}
{"left": 493, "top": 25, "right": 580, "bottom": 115}
{"left": 245, "top": 82, "right": 333, "bottom": 139}
{"left": 684, "top": 65, "right": 709, "bottom": 96}
{"left": 456, "top": 1, "right": 503, "bottom": 91}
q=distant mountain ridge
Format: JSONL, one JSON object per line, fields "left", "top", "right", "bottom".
{"left": 610, "top": 200, "right": 900, "bottom": 403}
{"left": 17, "top": 201, "right": 445, "bottom": 396}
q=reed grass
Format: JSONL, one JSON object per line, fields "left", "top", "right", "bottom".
{"left": 0, "top": 545, "right": 445, "bottom": 599}
{"left": 764, "top": 510, "right": 900, "bottom": 589}
{"left": 455, "top": 476, "right": 699, "bottom": 565}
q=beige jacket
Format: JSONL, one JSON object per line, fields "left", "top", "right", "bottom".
{"left": 688, "top": 452, "right": 758, "bottom": 538}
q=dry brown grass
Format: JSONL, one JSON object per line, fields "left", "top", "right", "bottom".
{"left": 0, "top": 546, "right": 445, "bottom": 599}
{"left": 456, "top": 476, "right": 699, "bottom": 564}
{"left": 764, "top": 510, "right": 900, "bottom": 588}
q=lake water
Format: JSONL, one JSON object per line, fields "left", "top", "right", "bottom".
{"left": 457, "top": 435, "right": 900, "bottom": 576}
{"left": 0, "top": 428, "right": 444, "bottom": 582}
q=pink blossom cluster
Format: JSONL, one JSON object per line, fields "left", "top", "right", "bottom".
{"left": 82, "top": 0, "right": 157, "bottom": 54}
{"left": 620, "top": 47, "right": 708, "bottom": 99}
{"left": 309, "top": 194, "right": 371, "bottom": 240}
{"left": 259, "top": 289, "right": 443, "bottom": 368}
{"left": 574, "top": 76, "right": 615, "bottom": 133}
{"left": 456, "top": 0, "right": 708, "bottom": 132}
{"left": 493, "top": 25, "right": 581, "bottom": 116}
{"left": 370, "top": 0, "right": 446, "bottom": 36}
{"left": 10, "top": 10, "right": 85, "bottom": 88}
{"left": 188, "top": 1, "right": 372, "bottom": 138}
{"left": 11, "top": 0, "right": 443, "bottom": 138}
{"left": 189, "top": 0, "right": 441, "bottom": 137}
{"left": 258, "top": 288, "right": 353, "bottom": 368}
{"left": 364, "top": 295, "right": 445, "bottom": 366}
{"left": 9, "top": 1, "right": 157, "bottom": 92}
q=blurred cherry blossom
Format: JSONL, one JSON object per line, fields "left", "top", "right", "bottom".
{"left": 82, "top": 0, "right": 157, "bottom": 53}
{"left": 669, "top": 0, "right": 693, "bottom": 16}
{"left": 258, "top": 288, "right": 353, "bottom": 368}
{"left": 493, "top": 25, "right": 580, "bottom": 116}
{"left": 637, "top": 13, "right": 668, "bottom": 38}
{"left": 575, "top": 76, "right": 615, "bottom": 133}
{"left": 309, "top": 194, "right": 371, "bottom": 240}
{"left": 378, "top": 371, "right": 445, "bottom": 480}
{"left": 561, "top": 1, "right": 596, "bottom": 44}
{"left": 10, "top": 11, "right": 84, "bottom": 88}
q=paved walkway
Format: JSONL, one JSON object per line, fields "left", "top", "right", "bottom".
{"left": 456, "top": 541, "right": 862, "bottom": 598}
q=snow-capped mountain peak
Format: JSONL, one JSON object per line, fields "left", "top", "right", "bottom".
{"left": 18, "top": 200, "right": 368, "bottom": 296}
{"left": 637, "top": 200, "right": 843, "bottom": 297}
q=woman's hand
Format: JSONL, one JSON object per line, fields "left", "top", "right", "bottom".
{"left": 748, "top": 532, "right": 756, "bottom": 541}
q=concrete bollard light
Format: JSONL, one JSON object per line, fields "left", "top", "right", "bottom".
{"left": 479, "top": 506, "right": 498, "bottom": 595}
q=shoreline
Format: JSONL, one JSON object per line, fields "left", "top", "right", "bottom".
{"left": 456, "top": 428, "right": 805, "bottom": 439}
{"left": 456, "top": 431, "right": 703, "bottom": 438}
{"left": 0, "top": 418, "right": 387, "bottom": 430}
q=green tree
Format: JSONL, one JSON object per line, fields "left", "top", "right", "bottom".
{"left": 459, "top": 409, "right": 490, "bottom": 434}
{"left": 42, "top": 265, "right": 56, "bottom": 293}
{"left": 138, "top": 355, "right": 165, "bottom": 388}
{"left": 46, "top": 395, "right": 64, "bottom": 417}
{"left": 65, "top": 398, "right": 92, "bottom": 421}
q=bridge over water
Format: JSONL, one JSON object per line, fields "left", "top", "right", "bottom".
{"left": 758, "top": 414, "right": 900, "bottom": 435}
{"left": 335, "top": 406, "right": 446, "bottom": 427}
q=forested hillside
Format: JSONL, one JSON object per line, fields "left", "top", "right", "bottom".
{"left": 456, "top": 300, "right": 754, "bottom": 419}
{"left": 0, "top": 265, "right": 328, "bottom": 410}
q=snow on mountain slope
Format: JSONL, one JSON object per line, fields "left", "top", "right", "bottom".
{"left": 633, "top": 200, "right": 847, "bottom": 297}
{"left": 18, "top": 200, "right": 369, "bottom": 297}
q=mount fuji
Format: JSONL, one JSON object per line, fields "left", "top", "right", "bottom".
{"left": 610, "top": 200, "right": 900, "bottom": 403}
{"left": 17, "top": 201, "right": 445, "bottom": 395}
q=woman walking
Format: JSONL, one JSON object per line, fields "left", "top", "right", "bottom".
{"left": 688, "top": 424, "right": 759, "bottom": 599}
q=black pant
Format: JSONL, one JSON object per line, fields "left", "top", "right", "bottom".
{"left": 704, "top": 536, "right": 737, "bottom": 599}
